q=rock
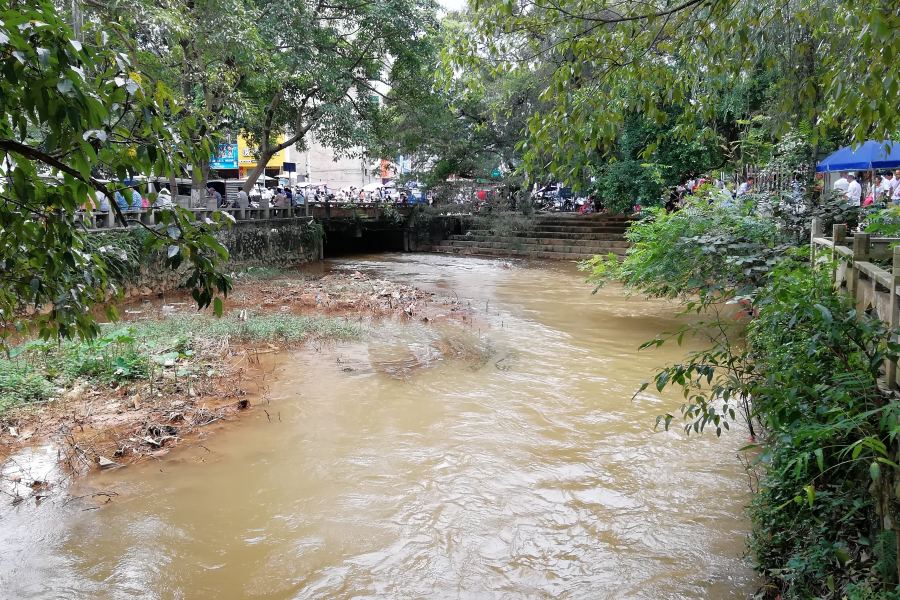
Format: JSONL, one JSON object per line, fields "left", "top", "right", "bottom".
{"left": 140, "top": 287, "right": 153, "bottom": 296}
{"left": 9, "top": 427, "right": 17, "bottom": 437}
{"left": 98, "top": 456, "right": 119, "bottom": 468}
{"left": 64, "top": 387, "right": 84, "bottom": 401}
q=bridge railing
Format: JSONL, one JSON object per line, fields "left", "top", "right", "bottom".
{"left": 74, "top": 201, "right": 414, "bottom": 230}
{"left": 810, "top": 217, "right": 900, "bottom": 388}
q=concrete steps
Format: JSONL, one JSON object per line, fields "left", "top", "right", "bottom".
{"left": 443, "top": 238, "right": 629, "bottom": 253}
{"left": 433, "top": 214, "right": 632, "bottom": 261}
{"left": 432, "top": 245, "right": 604, "bottom": 261}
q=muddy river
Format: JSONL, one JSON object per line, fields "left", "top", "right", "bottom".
{"left": 0, "top": 254, "right": 757, "bottom": 599}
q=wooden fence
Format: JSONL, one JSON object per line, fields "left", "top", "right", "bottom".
{"left": 721, "top": 164, "right": 815, "bottom": 193}
{"left": 809, "top": 217, "right": 900, "bottom": 389}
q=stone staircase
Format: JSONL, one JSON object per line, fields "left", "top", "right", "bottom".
{"left": 434, "top": 214, "right": 632, "bottom": 260}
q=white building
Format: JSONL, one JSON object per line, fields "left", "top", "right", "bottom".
{"left": 283, "top": 134, "right": 384, "bottom": 190}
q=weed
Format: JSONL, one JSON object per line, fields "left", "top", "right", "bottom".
{"left": 0, "top": 310, "right": 363, "bottom": 419}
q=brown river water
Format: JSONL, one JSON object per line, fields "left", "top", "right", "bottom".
{"left": 0, "top": 253, "right": 758, "bottom": 599}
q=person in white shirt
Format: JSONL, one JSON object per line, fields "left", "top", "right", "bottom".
{"left": 846, "top": 173, "right": 862, "bottom": 206}
{"left": 880, "top": 172, "right": 893, "bottom": 195}
{"left": 833, "top": 172, "right": 849, "bottom": 194}
{"left": 890, "top": 170, "right": 900, "bottom": 203}
{"left": 736, "top": 177, "right": 754, "bottom": 196}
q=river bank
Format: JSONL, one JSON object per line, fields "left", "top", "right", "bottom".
{"left": 0, "top": 266, "right": 470, "bottom": 483}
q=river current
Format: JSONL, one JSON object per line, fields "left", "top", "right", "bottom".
{"left": 0, "top": 253, "right": 757, "bottom": 599}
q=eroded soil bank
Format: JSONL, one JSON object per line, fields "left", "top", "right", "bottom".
{"left": 0, "top": 266, "right": 471, "bottom": 485}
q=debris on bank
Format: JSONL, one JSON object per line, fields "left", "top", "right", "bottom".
{"left": 237, "top": 271, "right": 443, "bottom": 318}
{"left": 0, "top": 268, "right": 474, "bottom": 483}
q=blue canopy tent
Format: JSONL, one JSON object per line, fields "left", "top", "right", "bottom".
{"left": 816, "top": 140, "right": 900, "bottom": 172}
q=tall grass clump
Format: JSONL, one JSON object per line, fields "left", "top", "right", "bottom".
{"left": 126, "top": 310, "right": 364, "bottom": 345}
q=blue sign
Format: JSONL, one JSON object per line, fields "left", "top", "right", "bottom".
{"left": 283, "top": 162, "right": 296, "bottom": 172}
{"left": 211, "top": 144, "right": 238, "bottom": 169}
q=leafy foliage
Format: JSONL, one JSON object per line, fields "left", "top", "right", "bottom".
{"left": 235, "top": 0, "right": 438, "bottom": 190}
{"left": 0, "top": 3, "right": 232, "bottom": 352}
{"left": 582, "top": 180, "right": 900, "bottom": 595}
{"left": 447, "top": 0, "right": 900, "bottom": 185}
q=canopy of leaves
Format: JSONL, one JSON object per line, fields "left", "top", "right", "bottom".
{"left": 235, "top": 0, "right": 438, "bottom": 190}
{"left": 0, "top": 2, "right": 231, "bottom": 351}
{"left": 448, "top": 0, "right": 900, "bottom": 183}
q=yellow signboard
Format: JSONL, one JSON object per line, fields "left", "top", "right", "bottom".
{"left": 237, "top": 134, "right": 284, "bottom": 168}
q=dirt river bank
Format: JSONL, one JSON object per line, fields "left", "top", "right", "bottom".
{"left": 0, "top": 266, "right": 472, "bottom": 487}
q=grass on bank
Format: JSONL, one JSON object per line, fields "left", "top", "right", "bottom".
{"left": 0, "top": 309, "right": 363, "bottom": 419}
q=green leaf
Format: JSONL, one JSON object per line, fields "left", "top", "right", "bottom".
{"left": 835, "top": 549, "right": 851, "bottom": 567}
{"left": 213, "top": 297, "right": 223, "bottom": 317}
{"left": 870, "top": 461, "right": 881, "bottom": 481}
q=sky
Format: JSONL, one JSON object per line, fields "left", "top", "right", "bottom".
{"left": 439, "top": 0, "right": 468, "bottom": 13}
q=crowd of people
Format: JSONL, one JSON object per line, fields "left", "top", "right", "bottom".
{"left": 217, "top": 183, "right": 432, "bottom": 209}
{"left": 660, "top": 169, "right": 900, "bottom": 217}
{"left": 830, "top": 169, "right": 900, "bottom": 206}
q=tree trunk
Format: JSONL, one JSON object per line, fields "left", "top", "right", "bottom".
{"left": 169, "top": 171, "right": 178, "bottom": 203}
{"left": 191, "top": 162, "right": 210, "bottom": 207}
{"left": 242, "top": 154, "right": 274, "bottom": 193}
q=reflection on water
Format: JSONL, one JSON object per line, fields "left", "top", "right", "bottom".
{"left": 0, "top": 253, "right": 757, "bottom": 599}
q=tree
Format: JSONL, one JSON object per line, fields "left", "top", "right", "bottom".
{"left": 447, "top": 0, "right": 900, "bottom": 183}
{"left": 238, "top": 0, "right": 439, "bottom": 193}
{"left": 375, "top": 12, "right": 548, "bottom": 186}
{"left": 85, "top": 0, "right": 261, "bottom": 201}
{"left": 0, "top": 2, "right": 231, "bottom": 352}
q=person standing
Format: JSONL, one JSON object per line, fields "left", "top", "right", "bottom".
{"left": 206, "top": 185, "right": 223, "bottom": 208}
{"left": 273, "top": 188, "right": 287, "bottom": 216}
{"left": 236, "top": 188, "right": 248, "bottom": 208}
{"left": 880, "top": 171, "right": 893, "bottom": 195}
{"left": 873, "top": 175, "right": 886, "bottom": 204}
{"left": 130, "top": 186, "right": 142, "bottom": 209}
{"left": 846, "top": 172, "right": 862, "bottom": 206}
{"left": 890, "top": 170, "right": 900, "bottom": 203}
{"left": 833, "top": 171, "right": 849, "bottom": 194}
{"left": 95, "top": 190, "right": 111, "bottom": 211}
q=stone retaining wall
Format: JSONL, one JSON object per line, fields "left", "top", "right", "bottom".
{"left": 111, "top": 220, "right": 317, "bottom": 300}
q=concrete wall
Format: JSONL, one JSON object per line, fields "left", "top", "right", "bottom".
{"left": 112, "top": 220, "right": 318, "bottom": 300}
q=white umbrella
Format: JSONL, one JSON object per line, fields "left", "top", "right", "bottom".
{"left": 362, "top": 182, "right": 383, "bottom": 192}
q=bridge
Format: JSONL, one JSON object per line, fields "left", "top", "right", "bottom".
{"left": 78, "top": 200, "right": 448, "bottom": 259}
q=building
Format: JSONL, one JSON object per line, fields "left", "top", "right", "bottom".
{"left": 283, "top": 133, "right": 382, "bottom": 190}
{"left": 211, "top": 132, "right": 388, "bottom": 190}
